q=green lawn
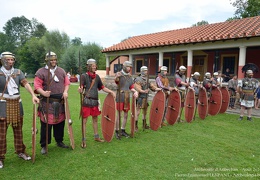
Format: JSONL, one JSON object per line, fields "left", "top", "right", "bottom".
{"left": 1, "top": 83, "right": 260, "bottom": 179}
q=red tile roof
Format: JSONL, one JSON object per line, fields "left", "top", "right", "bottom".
{"left": 102, "top": 16, "right": 260, "bottom": 53}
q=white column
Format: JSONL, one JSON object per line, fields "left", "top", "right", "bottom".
{"left": 238, "top": 46, "right": 247, "bottom": 80}
{"left": 187, "top": 49, "right": 193, "bottom": 78}
{"left": 159, "top": 52, "right": 163, "bottom": 67}
{"left": 105, "top": 55, "right": 110, "bottom": 67}
{"left": 238, "top": 46, "right": 246, "bottom": 66}
{"left": 129, "top": 54, "right": 133, "bottom": 63}
{"left": 187, "top": 49, "right": 193, "bottom": 67}
{"left": 105, "top": 55, "right": 110, "bottom": 76}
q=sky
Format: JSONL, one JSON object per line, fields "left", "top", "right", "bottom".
{"left": 0, "top": 0, "right": 236, "bottom": 48}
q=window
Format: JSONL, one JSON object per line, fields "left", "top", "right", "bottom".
{"left": 114, "top": 64, "right": 123, "bottom": 73}
{"left": 135, "top": 59, "right": 143, "bottom": 73}
{"left": 163, "top": 58, "right": 171, "bottom": 73}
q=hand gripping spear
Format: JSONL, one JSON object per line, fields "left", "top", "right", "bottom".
{"left": 45, "top": 50, "right": 51, "bottom": 154}
{"left": 117, "top": 58, "right": 122, "bottom": 139}
{"left": 79, "top": 51, "right": 86, "bottom": 148}
{"left": 143, "top": 59, "right": 150, "bottom": 131}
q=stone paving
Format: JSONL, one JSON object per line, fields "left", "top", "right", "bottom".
{"left": 225, "top": 104, "right": 260, "bottom": 118}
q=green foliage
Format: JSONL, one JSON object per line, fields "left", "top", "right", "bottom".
{"left": 60, "top": 45, "right": 81, "bottom": 74}
{"left": 60, "top": 42, "right": 105, "bottom": 74}
{"left": 17, "top": 37, "right": 45, "bottom": 74}
{"left": 192, "top": 20, "right": 209, "bottom": 27}
{"left": 42, "top": 30, "right": 71, "bottom": 58}
{"left": 0, "top": 32, "right": 16, "bottom": 53}
{"left": 230, "top": 0, "right": 260, "bottom": 18}
{"left": 31, "top": 18, "right": 47, "bottom": 38}
{"left": 3, "top": 16, "right": 33, "bottom": 47}
{"left": 71, "top": 37, "right": 82, "bottom": 46}
{"left": 2, "top": 84, "right": 260, "bottom": 179}
{"left": 81, "top": 42, "right": 106, "bottom": 70}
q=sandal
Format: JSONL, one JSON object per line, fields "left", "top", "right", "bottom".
{"left": 0, "top": 160, "right": 3, "bottom": 168}
{"left": 18, "top": 153, "right": 31, "bottom": 161}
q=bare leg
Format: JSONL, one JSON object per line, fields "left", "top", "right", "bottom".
{"left": 121, "top": 111, "right": 128, "bottom": 129}
{"left": 247, "top": 108, "right": 252, "bottom": 117}
{"left": 92, "top": 116, "right": 98, "bottom": 135}
{"left": 240, "top": 106, "right": 246, "bottom": 117}
{"left": 81, "top": 118, "right": 87, "bottom": 148}
{"left": 92, "top": 116, "right": 104, "bottom": 142}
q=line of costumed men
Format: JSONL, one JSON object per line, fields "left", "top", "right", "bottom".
{"left": 0, "top": 50, "right": 258, "bottom": 168}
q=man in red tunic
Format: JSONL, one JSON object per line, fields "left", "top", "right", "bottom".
{"left": 34, "top": 51, "right": 70, "bottom": 154}
{"left": 78, "top": 59, "right": 115, "bottom": 148}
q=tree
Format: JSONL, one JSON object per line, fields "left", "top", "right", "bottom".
{"left": 17, "top": 37, "right": 45, "bottom": 74}
{"left": 0, "top": 32, "right": 16, "bottom": 53}
{"left": 31, "top": 18, "right": 47, "bottom": 38}
{"left": 71, "top": 37, "right": 82, "bottom": 46}
{"left": 192, "top": 20, "right": 209, "bottom": 27}
{"left": 3, "top": 16, "right": 33, "bottom": 47}
{"left": 230, "top": 0, "right": 260, "bottom": 18}
{"left": 60, "top": 42, "right": 105, "bottom": 74}
{"left": 81, "top": 42, "right": 106, "bottom": 70}
{"left": 42, "top": 30, "right": 70, "bottom": 59}
{"left": 59, "top": 46, "right": 80, "bottom": 75}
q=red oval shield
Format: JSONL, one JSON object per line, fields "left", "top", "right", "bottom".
{"left": 165, "top": 89, "right": 181, "bottom": 125}
{"left": 101, "top": 93, "right": 116, "bottom": 142}
{"left": 149, "top": 91, "right": 165, "bottom": 131}
{"left": 184, "top": 88, "right": 196, "bottom": 123}
{"left": 208, "top": 88, "right": 222, "bottom": 116}
{"left": 197, "top": 87, "right": 208, "bottom": 120}
{"left": 219, "top": 87, "right": 230, "bottom": 113}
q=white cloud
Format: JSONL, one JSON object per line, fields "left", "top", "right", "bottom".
{"left": 0, "top": 0, "right": 235, "bottom": 47}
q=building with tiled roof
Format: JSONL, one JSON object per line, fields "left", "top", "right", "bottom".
{"left": 102, "top": 16, "right": 260, "bottom": 80}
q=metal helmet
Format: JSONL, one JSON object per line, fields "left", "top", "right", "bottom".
{"left": 246, "top": 69, "right": 253, "bottom": 74}
{"left": 123, "top": 61, "right": 132, "bottom": 72}
{"left": 86, "top": 58, "right": 97, "bottom": 71}
{"left": 140, "top": 66, "right": 148, "bottom": 72}
{"left": 179, "top": 65, "right": 187, "bottom": 71}
{"left": 159, "top": 66, "right": 167, "bottom": 76}
{"left": 140, "top": 66, "right": 148, "bottom": 76}
{"left": 205, "top": 72, "right": 211, "bottom": 78}
{"left": 123, "top": 61, "right": 132, "bottom": 67}
{"left": 160, "top": 66, "right": 168, "bottom": 71}
{"left": 45, "top": 51, "right": 57, "bottom": 62}
{"left": 0, "top": 51, "right": 15, "bottom": 68}
{"left": 194, "top": 72, "right": 200, "bottom": 76}
{"left": 87, "top": 58, "right": 96, "bottom": 65}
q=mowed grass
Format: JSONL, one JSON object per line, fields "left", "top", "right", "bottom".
{"left": 1, "top": 83, "right": 260, "bottom": 179}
